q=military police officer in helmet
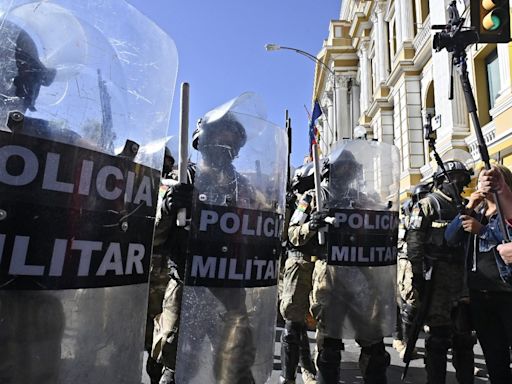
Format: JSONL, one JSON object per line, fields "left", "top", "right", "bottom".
{"left": 150, "top": 113, "right": 255, "bottom": 384}
{"left": 165, "top": 93, "right": 286, "bottom": 384}
{"left": 1, "top": 4, "right": 178, "bottom": 383}
{"left": 393, "top": 183, "right": 431, "bottom": 357}
{"left": 293, "top": 140, "right": 401, "bottom": 384}
{"left": 279, "top": 162, "right": 318, "bottom": 384}
{"left": 407, "top": 160, "right": 475, "bottom": 383}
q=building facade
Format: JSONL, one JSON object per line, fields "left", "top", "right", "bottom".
{"left": 312, "top": 0, "right": 512, "bottom": 198}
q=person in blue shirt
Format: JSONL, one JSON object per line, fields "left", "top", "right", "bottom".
{"left": 445, "top": 163, "right": 512, "bottom": 384}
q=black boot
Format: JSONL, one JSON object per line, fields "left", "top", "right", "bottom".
{"left": 359, "top": 341, "right": 390, "bottom": 384}
{"left": 425, "top": 327, "right": 451, "bottom": 384}
{"left": 452, "top": 332, "right": 476, "bottom": 384}
{"left": 146, "top": 356, "right": 163, "bottom": 384}
{"left": 316, "top": 338, "right": 343, "bottom": 384}
{"left": 281, "top": 321, "right": 302, "bottom": 382}
{"left": 299, "top": 324, "right": 317, "bottom": 378}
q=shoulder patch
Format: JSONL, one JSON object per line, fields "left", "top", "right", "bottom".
{"left": 290, "top": 193, "right": 313, "bottom": 225}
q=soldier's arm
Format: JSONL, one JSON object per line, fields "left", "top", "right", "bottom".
{"left": 153, "top": 211, "right": 175, "bottom": 247}
{"left": 406, "top": 200, "right": 432, "bottom": 276}
{"left": 288, "top": 217, "right": 316, "bottom": 247}
{"left": 288, "top": 192, "right": 317, "bottom": 247}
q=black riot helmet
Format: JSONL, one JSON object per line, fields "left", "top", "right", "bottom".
{"left": 290, "top": 162, "right": 315, "bottom": 194}
{"left": 162, "top": 146, "right": 175, "bottom": 176}
{"left": 0, "top": 20, "right": 56, "bottom": 114}
{"left": 411, "top": 183, "right": 431, "bottom": 203}
{"left": 323, "top": 149, "right": 362, "bottom": 183}
{"left": 433, "top": 160, "right": 472, "bottom": 189}
{"left": 192, "top": 112, "right": 247, "bottom": 167}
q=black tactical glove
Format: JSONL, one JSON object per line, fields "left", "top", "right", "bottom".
{"left": 162, "top": 183, "right": 193, "bottom": 216}
{"left": 400, "top": 302, "right": 418, "bottom": 327}
{"left": 285, "top": 191, "right": 297, "bottom": 209}
{"left": 309, "top": 211, "right": 328, "bottom": 231}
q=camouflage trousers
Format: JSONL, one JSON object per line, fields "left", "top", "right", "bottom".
{"left": 151, "top": 268, "right": 183, "bottom": 370}
{"left": 145, "top": 254, "right": 171, "bottom": 353}
{"left": 397, "top": 255, "right": 418, "bottom": 306}
{"left": 311, "top": 260, "right": 394, "bottom": 348}
{"left": 279, "top": 253, "right": 315, "bottom": 323}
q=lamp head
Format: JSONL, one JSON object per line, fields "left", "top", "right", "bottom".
{"left": 264, "top": 43, "right": 281, "bottom": 51}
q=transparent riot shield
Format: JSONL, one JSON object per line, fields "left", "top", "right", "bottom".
{"left": 176, "top": 93, "right": 287, "bottom": 384}
{"left": 324, "top": 140, "right": 400, "bottom": 341}
{"left": 0, "top": 1, "right": 177, "bottom": 383}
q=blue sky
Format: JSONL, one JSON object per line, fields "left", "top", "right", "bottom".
{"left": 128, "top": 0, "right": 340, "bottom": 167}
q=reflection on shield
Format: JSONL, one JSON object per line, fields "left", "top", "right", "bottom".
{"left": 324, "top": 140, "right": 400, "bottom": 340}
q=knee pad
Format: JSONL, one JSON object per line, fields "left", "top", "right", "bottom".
{"left": 282, "top": 321, "right": 302, "bottom": 346}
{"left": 359, "top": 342, "right": 390, "bottom": 375}
{"left": 214, "top": 311, "right": 256, "bottom": 382}
{"left": 425, "top": 326, "right": 452, "bottom": 352}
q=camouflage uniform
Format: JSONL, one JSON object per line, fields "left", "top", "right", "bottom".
{"left": 393, "top": 208, "right": 418, "bottom": 355}
{"left": 407, "top": 189, "right": 475, "bottom": 384}
{"left": 279, "top": 189, "right": 318, "bottom": 384}
{"left": 145, "top": 176, "right": 187, "bottom": 384}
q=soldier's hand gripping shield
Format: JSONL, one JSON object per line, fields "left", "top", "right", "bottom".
{"left": 324, "top": 140, "right": 400, "bottom": 341}
{"left": 176, "top": 92, "right": 287, "bottom": 384}
{"left": 0, "top": 1, "right": 177, "bottom": 383}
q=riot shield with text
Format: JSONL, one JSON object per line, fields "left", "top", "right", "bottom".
{"left": 0, "top": 1, "right": 177, "bottom": 383}
{"left": 325, "top": 140, "right": 400, "bottom": 341}
{"left": 175, "top": 93, "right": 287, "bottom": 384}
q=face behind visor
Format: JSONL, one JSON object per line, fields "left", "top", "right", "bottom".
{"left": 195, "top": 115, "right": 247, "bottom": 168}
{"left": 0, "top": 20, "right": 56, "bottom": 121}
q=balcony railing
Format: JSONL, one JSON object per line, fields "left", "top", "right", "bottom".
{"left": 413, "top": 15, "right": 431, "bottom": 51}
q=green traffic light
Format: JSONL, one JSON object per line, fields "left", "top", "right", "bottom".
{"left": 483, "top": 12, "right": 502, "bottom": 31}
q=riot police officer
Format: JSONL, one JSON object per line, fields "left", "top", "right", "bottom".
{"left": 0, "top": 19, "right": 65, "bottom": 384}
{"left": 1, "top": 4, "right": 178, "bottom": 383}
{"left": 407, "top": 160, "right": 475, "bottom": 384}
{"left": 295, "top": 142, "right": 399, "bottom": 384}
{"left": 279, "top": 162, "right": 317, "bottom": 384}
{"left": 161, "top": 107, "right": 275, "bottom": 384}
{"left": 144, "top": 147, "right": 176, "bottom": 383}
{"left": 149, "top": 147, "right": 195, "bottom": 384}
{"left": 394, "top": 183, "right": 431, "bottom": 357}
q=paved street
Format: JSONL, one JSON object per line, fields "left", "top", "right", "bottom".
{"left": 143, "top": 327, "right": 490, "bottom": 383}
{"left": 270, "top": 327, "right": 489, "bottom": 383}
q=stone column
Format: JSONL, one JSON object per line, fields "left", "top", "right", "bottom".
{"left": 358, "top": 42, "right": 371, "bottom": 114}
{"left": 376, "top": 2, "right": 390, "bottom": 83}
{"left": 337, "top": 75, "right": 352, "bottom": 139}
{"left": 400, "top": 0, "right": 415, "bottom": 41}
{"left": 351, "top": 81, "right": 361, "bottom": 130}
{"left": 320, "top": 96, "right": 332, "bottom": 153}
{"left": 326, "top": 90, "right": 335, "bottom": 146}
{"left": 394, "top": 0, "right": 403, "bottom": 47}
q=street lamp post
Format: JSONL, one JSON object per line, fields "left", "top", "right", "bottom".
{"left": 265, "top": 43, "right": 344, "bottom": 148}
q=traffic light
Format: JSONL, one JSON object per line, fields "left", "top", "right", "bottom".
{"left": 471, "top": 0, "right": 511, "bottom": 43}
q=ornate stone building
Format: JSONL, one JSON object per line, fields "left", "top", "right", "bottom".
{"left": 312, "top": 0, "right": 512, "bottom": 198}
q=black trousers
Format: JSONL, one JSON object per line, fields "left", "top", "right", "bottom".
{"left": 470, "top": 290, "right": 512, "bottom": 384}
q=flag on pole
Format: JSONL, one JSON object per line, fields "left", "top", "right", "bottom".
{"left": 309, "top": 100, "right": 322, "bottom": 159}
